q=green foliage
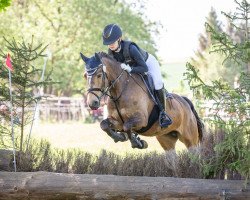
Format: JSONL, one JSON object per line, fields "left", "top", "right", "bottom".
{"left": 210, "top": 0, "right": 250, "bottom": 64}
{"left": 0, "top": 0, "right": 158, "bottom": 95}
{"left": 191, "top": 4, "right": 248, "bottom": 85}
{"left": 185, "top": 0, "right": 250, "bottom": 180}
{"left": 186, "top": 66, "right": 250, "bottom": 181}
{"left": 0, "top": 37, "right": 52, "bottom": 152}
{"left": 0, "top": 0, "right": 11, "bottom": 11}
{"left": 191, "top": 8, "right": 226, "bottom": 83}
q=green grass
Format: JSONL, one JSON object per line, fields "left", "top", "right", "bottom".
{"left": 31, "top": 122, "right": 186, "bottom": 155}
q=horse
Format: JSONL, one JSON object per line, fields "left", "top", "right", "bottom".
{"left": 80, "top": 52, "right": 203, "bottom": 151}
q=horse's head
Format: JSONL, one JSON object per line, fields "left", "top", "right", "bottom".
{"left": 80, "top": 52, "right": 107, "bottom": 110}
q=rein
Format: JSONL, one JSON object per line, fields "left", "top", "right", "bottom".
{"left": 109, "top": 71, "right": 129, "bottom": 124}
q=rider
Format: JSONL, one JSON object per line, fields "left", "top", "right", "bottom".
{"left": 102, "top": 23, "right": 172, "bottom": 128}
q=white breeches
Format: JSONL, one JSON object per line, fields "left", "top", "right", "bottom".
{"left": 146, "top": 53, "right": 164, "bottom": 90}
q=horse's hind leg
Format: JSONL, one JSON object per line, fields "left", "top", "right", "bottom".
{"left": 100, "top": 119, "right": 128, "bottom": 143}
{"left": 156, "top": 132, "right": 178, "bottom": 151}
{"left": 178, "top": 129, "right": 199, "bottom": 148}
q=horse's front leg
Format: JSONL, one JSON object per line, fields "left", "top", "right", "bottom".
{"left": 100, "top": 118, "right": 128, "bottom": 143}
{"left": 123, "top": 116, "right": 148, "bottom": 149}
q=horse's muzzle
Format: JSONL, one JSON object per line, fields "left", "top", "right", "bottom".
{"left": 89, "top": 100, "right": 100, "bottom": 110}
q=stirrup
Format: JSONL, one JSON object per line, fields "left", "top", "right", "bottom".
{"left": 159, "top": 111, "right": 172, "bottom": 128}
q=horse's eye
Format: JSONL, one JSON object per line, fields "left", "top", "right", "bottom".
{"left": 97, "top": 74, "right": 102, "bottom": 78}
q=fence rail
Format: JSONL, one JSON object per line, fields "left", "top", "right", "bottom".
{"left": 0, "top": 96, "right": 105, "bottom": 123}
{"left": 38, "top": 96, "right": 88, "bottom": 121}
{"left": 0, "top": 171, "right": 249, "bottom": 200}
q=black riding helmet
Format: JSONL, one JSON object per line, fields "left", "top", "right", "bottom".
{"left": 102, "top": 24, "right": 122, "bottom": 45}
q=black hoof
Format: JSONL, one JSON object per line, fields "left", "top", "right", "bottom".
{"left": 141, "top": 140, "right": 148, "bottom": 149}
{"left": 112, "top": 132, "right": 129, "bottom": 143}
{"left": 131, "top": 140, "right": 142, "bottom": 149}
{"left": 131, "top": 139, "right": 148, "bottom": 149}
{"left": 130, "top": 134, "right": 148, "bottom": 149}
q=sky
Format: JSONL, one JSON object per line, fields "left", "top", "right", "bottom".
{"left": 141, "top": 0, "right": 238, "bottom": 63}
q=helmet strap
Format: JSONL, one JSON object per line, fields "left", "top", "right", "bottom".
{"left": 114, "top": 39, "right": 122, "bottom": 52}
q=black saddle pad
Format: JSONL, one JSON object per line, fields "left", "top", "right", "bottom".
{"left": 137, "top": 105, "right": 160, "bottom": 133}
{"left": 136, "top": 92, "right": 173, "bottom": 133}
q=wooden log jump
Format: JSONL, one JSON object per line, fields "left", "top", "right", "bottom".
{"left": 0, "top": 171, "right": 249, "bottom": 199}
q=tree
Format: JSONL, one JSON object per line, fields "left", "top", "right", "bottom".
{"left": 211, "top": 0, "right": 250, "bottom": 74}
{"left": 191, "top": 6, "right": 247, "bottom": 85}
{"left": 190, "top": 8, "right": 226, "bottom": 84}
{"left": 0, "top": 0, "right": 159, "bottom": 96}
{"left": 0, "top": 37, "right": 52, "bottom": 153}
{"left": 0, "top": 0, "right": 11, "bottom": 11}
{"left": 185, "top": 0, "right": 250, "bottom": 180}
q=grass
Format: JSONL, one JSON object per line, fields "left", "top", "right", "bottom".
{"left": 31, "top": 121, "right": 186, "bottom": 155}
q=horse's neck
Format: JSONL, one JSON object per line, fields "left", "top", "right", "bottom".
{"left": 106, "top": 64, "right": 127, "bottom": 97}
{"left": 106, "top": 64, "right": 121, "bottom": 80}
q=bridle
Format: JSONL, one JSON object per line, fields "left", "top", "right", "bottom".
{"left": 87, "top": 64, "right": 126, "bottom": 104}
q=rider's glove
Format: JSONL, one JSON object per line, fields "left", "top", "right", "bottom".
{"left": 121, "top": 63, "right": 132, "bottom": 73}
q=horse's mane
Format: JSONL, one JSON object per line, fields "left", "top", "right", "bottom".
{"left": 98, "top": 52, "right": 119, "bottom": 64}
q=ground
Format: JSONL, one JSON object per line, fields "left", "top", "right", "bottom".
{"left": 32, "top": 121, "right": 186, "bottom": 155}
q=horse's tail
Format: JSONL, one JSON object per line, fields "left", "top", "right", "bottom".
{"left": 181, "top": 96, "right": 204, "bottom": 142}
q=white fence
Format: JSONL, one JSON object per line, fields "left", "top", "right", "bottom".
{"left": 1, "top": 96, "right": 106, "bottom": 123}
{"left": 37, "top": 96, "right": 103, "bottom": 122}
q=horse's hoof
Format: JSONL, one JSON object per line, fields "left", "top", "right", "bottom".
{"left": 131, "top": 143, "right": 142, "bottom": 149}
{"left": 141, "top": 140, "right": 148, "bottom": 149}
{"left": 131, "top": 139, "right": 148, "bottom": 149}
{"left": 113, "top": 132, "right": 129, "bottom": 143}
{"left": 121, "top": 132, "right": 129, "bottom": 141}
{"left": 130, "top": 139, "right": 141, "bottom": 149}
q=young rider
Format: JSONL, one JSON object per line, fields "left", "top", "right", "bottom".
{"left": 102, "top": 23, "right": 172, "bottom": 128}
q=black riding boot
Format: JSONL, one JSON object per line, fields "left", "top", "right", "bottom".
{"left": 155, "top": 87, "right": 172, "bottom": 128}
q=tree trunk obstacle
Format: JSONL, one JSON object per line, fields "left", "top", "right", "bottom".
{"left": 0, "top": 171, "right": 249, "bottom": 200}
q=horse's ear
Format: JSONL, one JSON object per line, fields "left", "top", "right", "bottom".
{"left": 80, "top": 52, "right": 89, "bottom": 63}
{"left": 94, "top": 52, "right": 101, "bottom": 61}
{"left": 99, "top": 51, "right": 106, "bottom": 59}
